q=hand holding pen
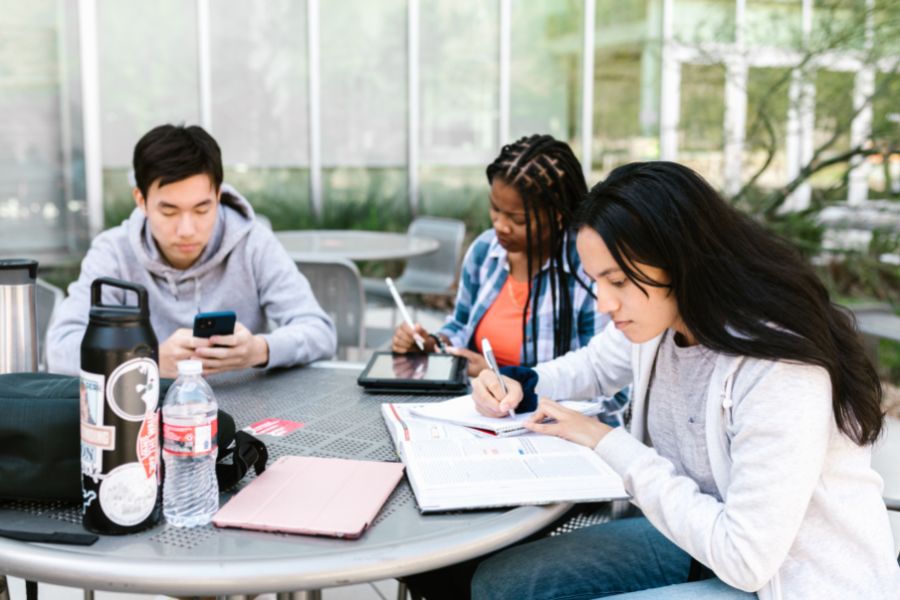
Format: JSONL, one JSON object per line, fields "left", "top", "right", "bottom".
{"left": 386, "top": 277, "right": 425, "bottom": 351}
{"left": 387, "top": 277, "right": 447, "bottom": 354}
{"left": 480, "top": 338, "right": 516, "bottom": 419}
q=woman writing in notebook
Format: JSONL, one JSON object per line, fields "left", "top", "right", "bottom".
{"left": 392, "top": 135, "right": 617, "bottom": 408}
{"left": 469, "top": 161, "right": 899, "bottom": 598}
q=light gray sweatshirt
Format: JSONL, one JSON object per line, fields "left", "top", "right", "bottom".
{"left": 535, "top": 322, "right": 900, "bottom": 600}
{"left": 47, "top": 185, "right": 336, "bottom": 374}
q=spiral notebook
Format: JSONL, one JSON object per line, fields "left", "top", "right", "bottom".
{"left": 409, "top": 394, "right": 605, "bottom": 437}
{"left": 212, "top": 456, "right": 404, "bottom": 539}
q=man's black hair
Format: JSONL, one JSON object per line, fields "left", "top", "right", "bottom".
{"left": 133, "top": 124, "right": 223, "bottom": 199}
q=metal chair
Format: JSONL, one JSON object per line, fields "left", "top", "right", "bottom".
{"left": 364, "top": 217, "right": 467, "bottom": 309}
{"left": 35, "top": 278, "right": 64, "bottom": 372}
{"left": 296, "top": 258, "right": 366, "bottom": 361}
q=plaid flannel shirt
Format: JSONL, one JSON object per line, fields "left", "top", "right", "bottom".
{"left": 439, "top": 229, "right": 628, "bottom": 419}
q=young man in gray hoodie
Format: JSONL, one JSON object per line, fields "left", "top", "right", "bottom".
{"left": 47, "top": 124, "right": 337, "bottom": 378}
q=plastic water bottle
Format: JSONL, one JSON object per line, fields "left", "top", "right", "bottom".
{"left": 162, "top": 359, "right": 218, "bottom": 527}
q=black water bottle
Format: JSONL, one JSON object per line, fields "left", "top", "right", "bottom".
{"left": 80, "top": 277, "right": 161, "bottom": 534}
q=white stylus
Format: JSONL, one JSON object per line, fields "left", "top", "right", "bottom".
{"left": 385, "top": 277, "right": 425, "bottom": 351}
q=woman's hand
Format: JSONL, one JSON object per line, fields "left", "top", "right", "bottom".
{"left": 391, "top": 322, "right": 434, "bottom": 354}
{"left": 471, "top": 368, "right": 522, "bottom": 417}
{"left": 445, "top": 347, "right": 487, "bottom": 376}
{"left": 523, "top": 398, "right": 613, "bottom": 448}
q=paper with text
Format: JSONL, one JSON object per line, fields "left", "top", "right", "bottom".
{"left": 382, "top": 402, "right": 628, "bottom": 513}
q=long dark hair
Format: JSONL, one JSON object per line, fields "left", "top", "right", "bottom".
{"left": 486, "top": 134, "right": 593, "bottom": 363}
{"left": 576, "top": 161, "right": 883, "bottom": 445}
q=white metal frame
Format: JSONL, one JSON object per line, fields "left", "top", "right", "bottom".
{"left": 580, "top": 0, "right": 596, "bottom": 180}
{"left": 196, "top": 0, "right": 212, "bottom": 132}
{"left": 307, "top": 0, "right": 322, "bottom": 219}
{"left": 78, "top": 0, "right": 102, "bottom": 238}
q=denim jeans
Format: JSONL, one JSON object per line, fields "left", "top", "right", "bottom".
{"left": 470, "top": 517, "right": 756, "bottom": 600}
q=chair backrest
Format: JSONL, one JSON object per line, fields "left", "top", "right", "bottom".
{"left": 35, "top": 277, "right": 65, "bottom": 371}
{"left": 296, "top": 258, "right": 366, "bottom": 359}
{"left": 397, "top": 216, "right": 467, "bottom": 294}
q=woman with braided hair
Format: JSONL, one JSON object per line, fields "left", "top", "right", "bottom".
{"left": 392, "top": 134, "right": 627, "bottom": 419}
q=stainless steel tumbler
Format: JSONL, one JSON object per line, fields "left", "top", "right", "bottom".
{"left": 0, "top": 258, "right": 39, "bottom": 374}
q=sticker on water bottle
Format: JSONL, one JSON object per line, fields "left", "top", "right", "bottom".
{"left": 163, "top": 418, "right": 218, "bottom": 457}
{"left": 136, "top": 410, "right": 159, "bottom": 480}
{"left": 107, "top": 358, "right": 159, "bottom": 422}
{"left": 80, "top": 370, "right": 113, "bottom": 477}
{"left": 99, "top": 461, "right": 158, "bottom": 526}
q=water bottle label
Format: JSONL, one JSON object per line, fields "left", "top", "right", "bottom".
{"left": 163, "top": 418, "right": 218, "bottom": 456}
{"left": 80, "top": 370, "right": 113, "bottom": 477}
{"left": 99, "top": 462, "right": 158, "bottom": 526}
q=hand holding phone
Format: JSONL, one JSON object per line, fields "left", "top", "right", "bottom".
{"left": 193, "top": 311, "right": 236, "bottom": 339}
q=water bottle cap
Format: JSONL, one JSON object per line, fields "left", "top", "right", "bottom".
{"left": 176, "top": 359, "right": 203, "bottom": 376}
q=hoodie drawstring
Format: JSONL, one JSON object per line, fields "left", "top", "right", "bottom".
{"left": 194, "top": 277, "right": 202, "bottom": 314}
{"left": 164, "top": 273, "right": 178, "bottom": 299}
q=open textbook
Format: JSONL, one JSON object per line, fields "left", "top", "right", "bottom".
{"left": 382, "top": 402, "right": 628, "bottom": 513}
{"left": 409, "top": 394, "right": 606, "bottom": 437}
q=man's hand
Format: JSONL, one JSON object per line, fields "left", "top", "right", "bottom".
{"left": 446, "top": 347, "right": 488, "bottom": 377}
{"left": 523, "top": 398, "right": 613, "bottom": 448}
{"left": 471, "top": 368, "right": 522, "bottom": 417}
{"left": 159, "top": 328, "right": 211, "bottom": 378}
{"left": 193, "top": 322, "right": 269, "bottom": 374}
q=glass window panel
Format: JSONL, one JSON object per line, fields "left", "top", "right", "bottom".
{"left": 679, "top": 63, "right": 726, "bottom": 188}
{"left": 210, "top": 0, "right": 308, "bottom": 167}
{"left": 420, "top": 0, "right": 499, "bottom": 165}
{"left": 208, "top": 0, "right": 310, "bottom": 228}
{"left": 812, "top": 0, "right": 867, "bottom": 52}
{"left": 673, "top": 0, "right": 736, "bottom": 44}
{"left": 870, "top": 73, "right": 900, "bottom": 195}
{"left": 228, "top": 167, "right": 313, "bottom": 230}
{"left": 872, "top": 0, "right": 900, "bottom": 55}
{"left": 745, "top": 1, "right": 803, "bottom": 48}
{"left": 419, "top": 166, "right": 491, "bottom": 236}
{"left": 321, "top": 167, "right": 407, "bottom": 230}
{"left": 509, "top": 0, "right": 583, "bottom": 147}
{"left": 810, "top": 69, "right": 854, "bottom": 193}
{"left": 593, "top": 0, "right": 659, "bottom": 180}
{"left": 319, "top": 0, "right": 406, "bottom": 168}
{"left": 97, "top": 0, "right": 199, "bottom": 168}
{"left": 0, "top": 1, "right": 86, "bottom": 256}
{"left": 744, "top": 67, "right": 792, "bottom": 189}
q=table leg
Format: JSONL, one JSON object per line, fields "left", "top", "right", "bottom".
{"left": 275, "top": 592, "right": 321, "bottom": 600}
{"left": 0, "top": 575, "right": 9, "bottom": 600}
{"left": 83, "top": 590, "right": 94, "bottom": 600}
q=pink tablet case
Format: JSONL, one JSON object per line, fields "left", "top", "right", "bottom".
{"left": 212, "top": 456, "right": 405, "bottom": 539}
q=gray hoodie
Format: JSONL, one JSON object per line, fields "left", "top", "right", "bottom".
{"left": 47, "top": 185, "right": 337, "bottom": 374}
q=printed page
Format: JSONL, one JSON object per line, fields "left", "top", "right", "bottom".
{"left": 381, "top": 402, "right": 482, "bottom": 454}
{"left": 402, "top": 434, "right": 628, "bottom": 512}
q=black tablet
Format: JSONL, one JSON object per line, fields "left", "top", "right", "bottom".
{"left": 357, "top": 352, "right": 468, "bottom": 394}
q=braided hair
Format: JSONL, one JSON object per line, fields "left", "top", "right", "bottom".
{"left": 485, "top": 134, "right": 593, "bottom": 365}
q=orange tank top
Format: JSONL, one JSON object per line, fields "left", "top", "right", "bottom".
{"left": 474, "top": 276, "right": 531, "bottom": 367}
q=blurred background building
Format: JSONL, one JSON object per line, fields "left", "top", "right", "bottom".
{"left": 1, "top": 0, "right": 897, "bottom": 264}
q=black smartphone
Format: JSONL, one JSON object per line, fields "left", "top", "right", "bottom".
{"left": 193, "top": 310, "right": 237, "bottom": 338}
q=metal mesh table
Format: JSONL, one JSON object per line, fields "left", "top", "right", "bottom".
{"left": 0, "top": 363, "right": 570, "bottom": 596}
